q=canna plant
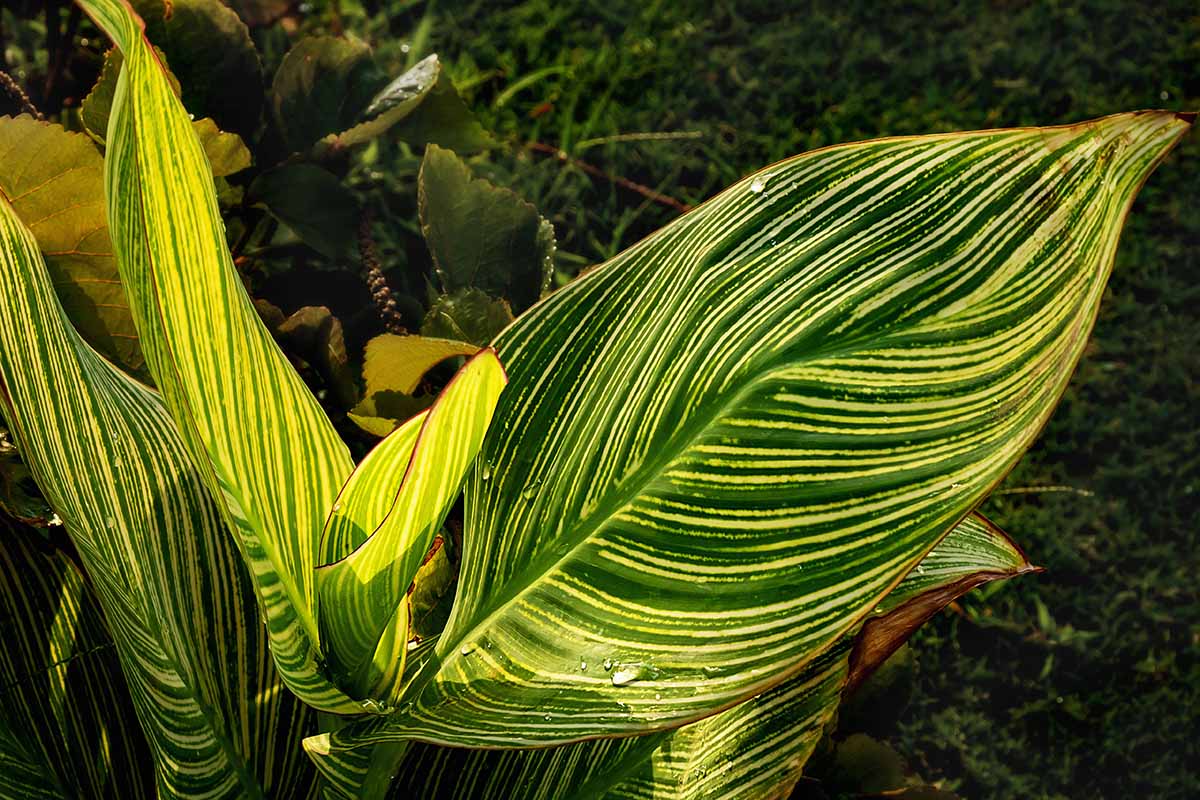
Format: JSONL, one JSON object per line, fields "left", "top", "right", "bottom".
{"left": 0, "top": 0, "right": 1193, "bottom": 797}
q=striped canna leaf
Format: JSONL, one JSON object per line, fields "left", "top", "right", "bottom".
{"left": 308, "top": 513, "right": 1033, "bottom": 799}
{"left": 76, "top": 0, "right": 360, "bottom": 712}
{"left": 0, "top": 519, "right": 152, "bottom": 799}
{"left": 313, "top": 110, "right": 1191, "bottom": 752}
{"left": 0, "top": 163, "right": 314, "bottom": 796}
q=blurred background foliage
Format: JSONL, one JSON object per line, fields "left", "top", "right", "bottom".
{"left": 2, "top": 1, "right": 1197, "bottom": 798}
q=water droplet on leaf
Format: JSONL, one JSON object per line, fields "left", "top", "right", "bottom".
{"left": 603, "top": 658, "right": 614, "bottom": 671}
{"left": 749, "top": 178, "right": 765, "bottom": 194}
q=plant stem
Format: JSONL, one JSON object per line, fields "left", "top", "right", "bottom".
{"left": 0, "top": 70, "right": 42, "bottom": 120}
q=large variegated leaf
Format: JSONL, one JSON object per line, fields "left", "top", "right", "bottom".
{"left": 320, "top": 110, "right": 1191, "bottom": 750}
{"left": 309, "top": 513, "right": 1032, "bottom": 798}
{"left": 77, "top": 0, "right": 359, "bottom": 712}
{"left": 316, "top": 349, "right": 506, "bottom": 701}
{"left": 0, "top": 520, "right": 152, "bottom": 798}
{"left": 0, "top": 170, "right": 314, "bottom": 795}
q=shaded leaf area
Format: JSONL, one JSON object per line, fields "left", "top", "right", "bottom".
{"left": 251, "top": 163, "right": 360, "bottom": 259}
{"left": 0, "top": 115, "right": 145, "bottom": 380}
{"left": 0, "top": 426, "right": 53, "bottom": 527}
{"left": 0, "top": 519, "right": 154, "bottom": 799}
{"left": 420, "top": 144, "right": 554, "bottom": 314}
{"left": 409, "top": 538, "right": 457, "bottom": 639}
{"left": 257, "top": 302, "right": 360, "bottom": 409}
{"left": 130, "top": 0, "right": 265, "bottom": 138}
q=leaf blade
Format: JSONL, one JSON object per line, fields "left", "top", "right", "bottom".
{"left": 389, "top": 112, "right": 1186, "bottom": 745}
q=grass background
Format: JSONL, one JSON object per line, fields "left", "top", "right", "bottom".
{"left": 359, "top": 1, "right": 1198, "bottom": 797}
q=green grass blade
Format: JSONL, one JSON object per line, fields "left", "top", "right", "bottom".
{"left": 316, "top": 349, "right": 507, "bottom": 700}
{"left": 0, "top": 177, "right": 314, "bottom": 797}
{"left": 339, "top": 111, "right": 1189, "bottom": 747}
{"left": 76, "top": 0, "right": 358, "bottom": 712}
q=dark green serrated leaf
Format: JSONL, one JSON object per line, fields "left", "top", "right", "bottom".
{"left": 251, "top": 163, "right": 359, "bottom": 258}
{"left": 419, "top": 145, "right": 553, "bottom": 312}
{"left": 0, "top": 518, "right": 155, "bottom": 799}
{"left": 315, "top": 54, "right": 440, "bottom": 155}
{"left": 270, "top": 35, "right": 386, "bottom": 154}
{"left": 131, "top": 0, "right": 265, "bottom": 138}
{"left": 390, "top": 71, "right": 492, "bottom": 155}
{"left": 0, "top": 115, "right": 146, "bottom": 380}
{"left": 420, "top": 288, "right": 514, "bottom": 346}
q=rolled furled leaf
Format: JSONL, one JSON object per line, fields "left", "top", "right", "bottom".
{"left": 316, "top": 110, "right": 1192, "bottom": 751}
{"left": 316, "top": 350, "right": 507, "bottom": 703}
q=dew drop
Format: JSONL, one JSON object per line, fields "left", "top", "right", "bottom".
{"left": 459, "top": 643, "right": 476, "bottom": 656}
{"left": 579, "top": 659, "right": 588, "bottom": 671}
{"left": 520, "top": 480, "right": 541, "bottom": 501}
{"left": 481, "top": 462, "right": 492, "bottom": 481}
{"left": 47, "top": 512, "right": 63, "bottom": 527}
{"left": 603, "top": 658, "right": 614, "bottom": 672}
{"left": 104, "top": 516, "right": 115, "bottom": 529}
{"left": 333, "top": 502, "right": 342, "bottom": 512}
{"left": 749, "top": 178, "right": 766, "bottom": 194}
{"left": 701, "top": 665, "right": 722, "bottom": 677}
{"left": 543, "top": 713, "right": 552, "bottom": 721}
{"left": 654, "top": 692, "right": 661, "bottom": 700}
{"left": 611, "top": 663, "right": 657, "bottom": 687}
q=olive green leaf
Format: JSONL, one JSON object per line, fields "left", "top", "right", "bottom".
{"left": 348, "top": 334, "right": 478, "bottom": 436}
{"left": 420, "top": 144, "right": 555, "bottom": 312}
{"left": 0, "top": 114, "right": 145, "bottom": 379}
{"left": 409, "top": 538, "right": 457, "bottom": 639}
{"left": 191, "top": 117, "right": 252, "bottom": 177}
